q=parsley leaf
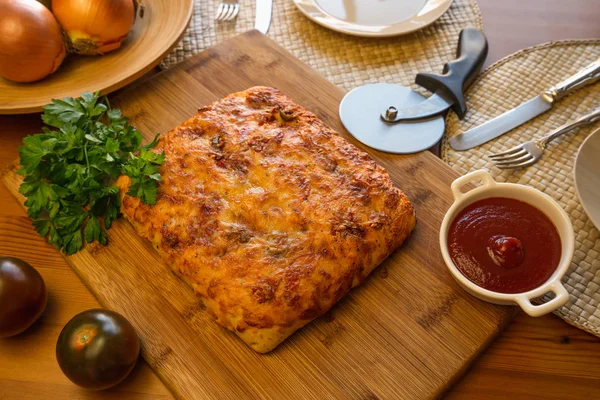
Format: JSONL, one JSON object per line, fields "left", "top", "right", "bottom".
{"left": 122, "top": 149, "right": 165, "bottom": 205}
{"left": 18, "top": 92, "right": 165, "bottom": 254}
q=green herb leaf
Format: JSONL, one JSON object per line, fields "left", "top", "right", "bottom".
{"left": 18, "top": 135, "right": 52, "bottom": 174}
{"left": 84, "top": 215, "right": 101, "bottom": 244}
{"left": 62, "top": 230, "right": 84, "bottom": 255}
{"left": 18, "top": 92, "right": 164, "bottom": 254}
{"left": 122, "top": 149, "right": 165, "bottom": 205}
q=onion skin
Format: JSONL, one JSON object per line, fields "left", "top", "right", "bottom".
{"left": 52, "top": 0, "right": 135, "bottom": 55}
{"left": 0, "top": 0, "right": 66, "bottom": 83}
{"left": 36, "top": 0, "right": 53, "bottom": 9}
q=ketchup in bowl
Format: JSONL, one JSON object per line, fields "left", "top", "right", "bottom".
{"left": 447, "top": 197, "right": 561, "bottom": 294}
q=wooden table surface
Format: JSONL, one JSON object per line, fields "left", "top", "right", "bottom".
{"left": 1, "top": 1, "right": 600, "bottom": 399}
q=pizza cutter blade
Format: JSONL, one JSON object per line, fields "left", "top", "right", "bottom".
{"left": 339, "top": 27, "right": 488, "bottom": 154}
{"left": 339, "top": 83, "right": 445, "bottom": 154}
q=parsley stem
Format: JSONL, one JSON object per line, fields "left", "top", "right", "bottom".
{"left": 84, "top": 142, "right": 90, "bottom": 172}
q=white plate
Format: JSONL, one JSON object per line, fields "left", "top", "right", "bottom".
{"left": 574, "top": 127, "right": 600, "bottom": 229}
{"left": 293, "top": 0, "right": 453, "bottom": 37}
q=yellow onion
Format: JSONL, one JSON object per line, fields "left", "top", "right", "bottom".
{"left": 36, "top": 0, "right": 53, "bottom": 9}
{"left": 0, "top": 0, "right": 66, "bottom": 83}
{"left": 52, "top": 0, "right": 135, "bottom": 55}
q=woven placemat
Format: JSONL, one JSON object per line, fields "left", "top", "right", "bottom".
{"left": 442, "top": 40, "right": 600, "bottom": 336}
{"left": 160, "top": 0, "right": 483, "bottom": 92}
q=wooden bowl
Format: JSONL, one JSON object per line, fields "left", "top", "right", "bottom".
{"left": 0, "top": 0, "right": 193, "bottom": 115}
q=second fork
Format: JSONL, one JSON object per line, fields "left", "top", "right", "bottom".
{"left": 489, "top": 106, "right": 600, "bottom": 169}
{"left": 215, "top": 0, "right": 240, "bottom": 22}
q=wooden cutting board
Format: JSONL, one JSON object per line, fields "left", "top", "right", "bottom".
{"left": 1, "top": 31, "right": 514, "bottom": 399}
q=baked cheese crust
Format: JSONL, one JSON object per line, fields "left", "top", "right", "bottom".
{"left": 116, "top": 87, "right": 416, "bottom": 353}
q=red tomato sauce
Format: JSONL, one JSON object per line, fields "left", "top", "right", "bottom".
{"left": 447, "top": 197, "right": 561, "bottom": 294}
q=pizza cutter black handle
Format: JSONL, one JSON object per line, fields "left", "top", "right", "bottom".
{"left": 415, "top": 27, "right": 488, "bottom": 119}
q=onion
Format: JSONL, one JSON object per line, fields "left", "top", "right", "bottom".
{"left": 0, "top": 0, "right": 66, "bottom": 83}
{"left": 36, "top": 0, "right": 53, "bottom": 9}
{"left": 52, "top": 0, "right": 136, "bottom": 55}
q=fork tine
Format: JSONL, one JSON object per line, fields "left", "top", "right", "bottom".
{"left": 230, "top": 3, "right": 240, "bottom": 20}
{"left": 215, "top": 3, "right": 225, "bottom": 20}
{"left": 494, "top": 153, "right": 532, "bottom": 166}
{"left": 222, "top": 3, "right": 231, "bottom": 20}
{"left": 489, "top": 145, "right": 524, "bottom": 159}
{"left": 496, "top": 158, "right": 537, "bottom": 170}
{"left": 224, "top": 4, "right": 236, "bottom": 20}
{"left": 490, "top": 148, "right": 527, "bottom": 162}
{"left": 229, "top": 4, "right": 239, "bottom": 20}
{"left": 219, "top": 4, "right": 228, "bottom": 19}
{"left": 222, "top": 4, "right": 233, "bottom": 20}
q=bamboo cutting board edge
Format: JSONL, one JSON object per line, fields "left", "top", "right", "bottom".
{"left": 1, "top": 31, "right": 515, "bottom": 399}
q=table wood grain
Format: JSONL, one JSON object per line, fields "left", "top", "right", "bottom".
{"left": 478, "top": 0, "right": 600, "bottom": 67}
{"left": 1, "top": 1, "right": 600, "bottom": 398}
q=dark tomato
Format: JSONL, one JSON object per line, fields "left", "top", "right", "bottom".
{"left": 0, "top": 257, "right": 47, "bottom": 338}
{"left": 56, "top": 309, "right": 140, "bottom": 390}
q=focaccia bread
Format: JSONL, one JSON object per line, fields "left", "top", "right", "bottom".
{"left": 116, "top": 86, "right": 416, "bottom": 353}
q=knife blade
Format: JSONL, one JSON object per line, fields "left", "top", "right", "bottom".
{"left": 449, "top": 57, "right": 600, "bottom": 151}
{"left": 450, "top": 95, "right": 552, "bottom": 151}
{"left": 254, "top": 0, "right": 273, "bottom": 34}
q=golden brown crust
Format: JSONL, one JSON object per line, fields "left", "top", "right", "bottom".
{"left": 117, "top": 87, "right": 416, "bottom": 353}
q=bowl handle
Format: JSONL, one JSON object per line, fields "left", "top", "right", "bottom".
{"left": 450, "top": 170, "right": 496, "bottom": 201}
{"left": 515, "top": 282, "right": 570, "bottom": 317}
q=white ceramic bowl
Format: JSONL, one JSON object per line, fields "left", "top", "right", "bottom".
{"left": 439, "top": 170, "right": 574, "bottom": 317}
{"left": 574, "top": 127, "right": 600, "bottom": 230}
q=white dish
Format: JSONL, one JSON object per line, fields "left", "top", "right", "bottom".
{"left": 574, "top": 127, "right": 600, "bottom": 230}
{"left": 292, "top": 0, "right": 454, "bottom": 37}
{"left": 439, "top": 170, "right": 574, "bottom": 317}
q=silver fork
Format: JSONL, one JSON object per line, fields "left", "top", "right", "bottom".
{"left": 215, "top": 0, "right": 240, "bottom": 22}
{"left": 489, "top": 106, "right": 600, "bottom": 169}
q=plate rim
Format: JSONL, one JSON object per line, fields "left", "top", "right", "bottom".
{"left": 0, "top": 0, "right": 194, "bottom": 115}
{"left": 574, "top": 126, "right": 600, "bottom": 229}
{"left": 292, "top": 0, "right": 454, "bottom": 38}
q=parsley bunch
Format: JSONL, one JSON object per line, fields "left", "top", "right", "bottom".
{"left": 18, "top": 92, "right": 165, "bottom": 254}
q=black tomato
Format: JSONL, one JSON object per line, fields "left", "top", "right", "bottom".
{"left": 56, "top": 309, "right": 140, "bottom": 390}
{"left": 0, "top": 256, "right": 47, "bottom": 338}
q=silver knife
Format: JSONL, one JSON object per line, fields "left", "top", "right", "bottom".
{"left": 254, "top": 0, "right": 273, "bottom": 34}
{"left": 449, "top": 58, "right": 600, "bottom": 151}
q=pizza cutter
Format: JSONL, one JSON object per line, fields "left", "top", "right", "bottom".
{"left": 339, "top": 27, "right": 488, "bottom": 154}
